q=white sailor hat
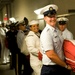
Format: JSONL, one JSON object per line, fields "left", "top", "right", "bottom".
{"left": 17, "top": 20, "right": 25, "bottom": 26}
{"left": 40, "top": 4, "right": 58, "bottom": 16}
{"left": 29, "top": 20, "right": 39, "bottom": 26}
{"left": 57, "top": 17, "right": 69, "bottom": 25}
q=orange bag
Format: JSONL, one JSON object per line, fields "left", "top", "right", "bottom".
{"left": 63, "top": 40, "right": 75, "bottom": 72}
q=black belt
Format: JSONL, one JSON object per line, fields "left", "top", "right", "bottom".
{"left": 43, "top": 65, "right": 63, "bottom": 68}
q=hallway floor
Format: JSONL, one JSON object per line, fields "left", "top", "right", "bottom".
{"left": 0, "top": 62, "right": 75, "bottom": 75}
{"left": 0, "top": 64, "right": 15, "bottom": 75}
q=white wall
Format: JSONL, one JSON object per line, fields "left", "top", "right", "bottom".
{"left": 54, "top": 0, "right": 75, "bottom": 14}
{"left": 10, "top": 0, "right": 54, "bottom": 21}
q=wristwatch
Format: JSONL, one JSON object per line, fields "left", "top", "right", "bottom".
{"left": 65, "top": 65, "right": 68, "bottom": 69}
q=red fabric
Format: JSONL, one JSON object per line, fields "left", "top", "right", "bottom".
{"left": 63, "top": 40, "right": 75, "bottom": 72}
{"left": 38, "top": 51, "right": 42, "bottom": 60}
{"left": 5, "top": 38, "right": 8, "bottom": 48}
{"left": 26, "top": 55, "right": 30, "bottom": 61}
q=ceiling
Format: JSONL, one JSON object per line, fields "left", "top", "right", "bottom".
{"left": 0, "top": 0, "right": 14, "bottom": 10}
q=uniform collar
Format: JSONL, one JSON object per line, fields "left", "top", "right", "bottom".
{"left": 29, "top": 31, "right": 35, "bottom": 34}
{"left": 18, "top": 30, "right": 24, "bottom": 33}
{"left": 46, "top": 24, "right": 57, "bottom": 32}
{"left": 62, "top": 28, "right": 68, "bottom": 33}
{"left": 29, "top": 31, "right": 40, "bottom": 37}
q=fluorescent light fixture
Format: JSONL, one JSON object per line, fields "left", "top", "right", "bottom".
{"left": 57, "top": 13, "right": 75, "bottom": 17}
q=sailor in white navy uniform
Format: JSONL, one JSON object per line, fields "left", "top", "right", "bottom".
{"left": 57, "top": 17, "right": 73, "bottom": 40}
{"left": 40, "top": 4, "right": 72, "bottom": 75}
{"left": 25, "top": 20, "right": 42, "bottom": 75}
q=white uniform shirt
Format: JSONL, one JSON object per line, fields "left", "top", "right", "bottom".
{"left": 40, "top": 24, "right": 64, "bottom": 65}
{"left": 25, "top": 31, "right": 42, "bottom": 75}
{"left": 62, "top": 28, "right": 73, "bottom": 40}
{"left": 0, "top": 28, "right": 6, "bottom": 36}
{"left": 25, "top": 31, "right": 42, "bottom": 65}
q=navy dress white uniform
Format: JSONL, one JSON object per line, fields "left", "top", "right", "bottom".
{"left": 57, "top": 17, "right": 73, "bottom": 40}
{"left": 25, "top": 20, "right": 42, "bottom": 75}
{"left": 40, "top": 4, "right": 71, "bottom": 75}
{"left": 0, "top": 26, "right": 9, "bottom": 64}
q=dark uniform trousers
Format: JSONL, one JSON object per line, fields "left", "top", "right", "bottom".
{"left": 18, "top": 52, "right": 33, "bottom": 75}
{"left": 41, "top": 65, "right": 71, "bottom": 75}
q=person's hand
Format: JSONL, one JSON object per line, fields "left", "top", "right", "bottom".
{"left": 67, "top": 65, "right": 72, "bottom": 70}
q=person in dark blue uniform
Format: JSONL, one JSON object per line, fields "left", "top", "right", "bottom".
{"left": 6, "top": 23, "right": 19, "bottom": 75}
